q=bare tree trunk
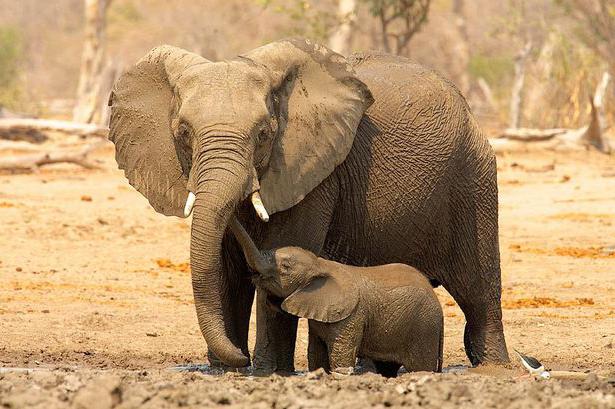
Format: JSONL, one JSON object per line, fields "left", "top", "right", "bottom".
{"left": 379, "top": 12, "right": 391, "bottom": 53}
{"left": 73, "top": 0, "right": 112, "bottom": 124}
{"left": 98, "top": 62, "right": 122, "bottom": 127}
{"left": 580, "top": 72, "right": 611, "bottom": 153}
{"left": 524, "top": 34, "right": 556, "bottom": 128}
{"left": 328, "top": 0, "right": 356, "bottom": 56}
{"left": 509, "top": 41, "right": 532, "bottom": 129}
{"left": 451, "top": 0, "right": 470, "bottom": 95}
{"left": 477, "top": 78, "right": 497, "bottom": 110}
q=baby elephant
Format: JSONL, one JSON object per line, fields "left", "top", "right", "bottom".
{"left": 230, "top": 217, "right": 443, "bottom": 376}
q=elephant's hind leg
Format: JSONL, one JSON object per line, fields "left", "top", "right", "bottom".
{"left": 446, "top": 150, "right": 509, "bottom": 366}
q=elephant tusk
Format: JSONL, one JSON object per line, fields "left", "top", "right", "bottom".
{"left": 184, "top": 191, "right": 196, "bottom": 217}
{"left": 251, "top": 191, "right": 269, "bottom": 222}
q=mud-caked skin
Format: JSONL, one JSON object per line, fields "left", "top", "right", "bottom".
{"left": 108, "top": 38, "right": 508, "bottom": 371}
{"left": 229, "top": 219, "right": 443, "bottom": 376}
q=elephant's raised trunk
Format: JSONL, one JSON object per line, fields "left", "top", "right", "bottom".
{"left": 229, "top": 216, "right": 270, "bottom": 274}
{"left": 189, "top": 137, "right": 252, "bottom": 367}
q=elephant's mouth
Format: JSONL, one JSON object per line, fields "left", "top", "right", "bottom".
{"left": 183, "top": 173, "right": 270, "bottom": 223}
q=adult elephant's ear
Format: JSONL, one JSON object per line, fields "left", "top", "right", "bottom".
{"left": 243, "top": 38, "right": 374, "bottom": 215}
{"left": 108, "top": 46, "right": 208, "bottom": 217}
{"left": 281, "top": 270, "right": 359, "bottom": 323}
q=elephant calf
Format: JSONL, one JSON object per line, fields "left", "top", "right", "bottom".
{"left": 230, "top": 217, "right": 443, "bottom": 376}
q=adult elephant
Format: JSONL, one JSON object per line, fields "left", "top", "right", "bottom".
{"left": 108, "top": 38, "right": 509, "bottom": 370}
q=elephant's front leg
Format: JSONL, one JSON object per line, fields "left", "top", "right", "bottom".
{"left": 253, "top": 176, "right": 339, "bottom": 373}
{"left": 253, "top": 291, "right": 298, "bottom": 373}
{"left": 327, "top": 323, "right": 362, "bottom": 373}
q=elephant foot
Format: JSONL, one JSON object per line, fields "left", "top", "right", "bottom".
{"left": 464, "top": 318, "right": 510, "bottom": 366}
{"left": 252, "top": 352, "right": 295, "bottom": 375}
{"left": 207, "top": 349, "right": 251, "bottom": 370}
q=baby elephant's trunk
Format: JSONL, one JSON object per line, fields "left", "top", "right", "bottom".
{"left": 228, "top": 216, "right": 270, "bottom": 275}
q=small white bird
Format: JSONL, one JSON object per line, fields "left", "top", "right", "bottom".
{"left": 514, "top": 349, "right": 550, "bottom": 379}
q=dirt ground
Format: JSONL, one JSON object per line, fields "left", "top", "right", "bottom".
{"left": 1, "top": 144, "right": 614, "bottom": 408}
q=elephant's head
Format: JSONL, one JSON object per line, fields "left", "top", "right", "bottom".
{"left": 108, "top": 38, "right": 373, "bottom": 367}
{"left": 230, "top": 217, "right": 359, "bottom": 324}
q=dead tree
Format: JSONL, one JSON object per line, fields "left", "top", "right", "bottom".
{"left": 0, "top": 140, "right": 106, "bottom": 173}
{"left": 98, "top": 62, "right": 122, "bottom": 127}
{"left": 509, "top": 41, "right": 532, "bottom": 129}
{"left": 365, "top": 0, "right": 431, "bottom": 55}
{"left": 582, "top": 71, "right": 611, "bottom": 152}
{"left": 73, "top": 0, "right": 113, "bottom": 124}
{"left": 477, "top": 78, "right": 497, "bottom": 110}
{"left": 451, "top": 0, "right": 470, "bottom": 95}
{"left": 0, "top": 119, "right": 108, "bottom": 140}
{"left": 493, "top": 72, "right": 612, "bottom": 154}
{"left": 328, "top": 0, "right": 356, "bottom": 56}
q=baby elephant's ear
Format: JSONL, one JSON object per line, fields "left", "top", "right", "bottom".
{"left": 281, "top": 272, "right": 359, "bottom": 323}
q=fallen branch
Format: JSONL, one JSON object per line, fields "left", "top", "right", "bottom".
{"left": 0, "top": 140, "right": 106, "bottom": 172}
{"left": 0, "top": 118, "right": 109, "bottom": 142}
{"left": 499, "top": 128, "right": 569, "bottom": 141}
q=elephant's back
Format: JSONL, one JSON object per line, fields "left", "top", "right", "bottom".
{"left": 349, "top": 52, "right": 471, "bottom": 153}
{"left": 326, "top": 52, "right": 490, "bottom": 275}
{"left": 353, "top": 263, "right": 433, "bottom": 291}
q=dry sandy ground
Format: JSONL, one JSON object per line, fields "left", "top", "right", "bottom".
{"left": 1, "top": 144, "right": 614, "bottom": 408}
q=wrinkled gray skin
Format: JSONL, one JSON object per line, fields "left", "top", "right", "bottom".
{"left": 230, "top": 217, "right": 444, "bottom": 376}
{"left": 108, "top": 38, "right": 508, "bottom": 371}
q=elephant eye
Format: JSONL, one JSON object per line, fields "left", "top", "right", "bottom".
{"left": 256, "top": 128, "right": 268, "bottom": 144}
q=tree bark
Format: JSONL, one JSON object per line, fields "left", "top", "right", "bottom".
{"left": 73, "top": 0, "right": 112, "bottom": 124}
{"left": 328, "top": 0, "right": 356, "bottom": 56}
{"left": 509, "top": 41, "right": 532, "bottom": 129}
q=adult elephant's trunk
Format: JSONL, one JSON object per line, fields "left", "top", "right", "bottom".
{"left": 190, "top": 137, "right": 252, "bottom": 367}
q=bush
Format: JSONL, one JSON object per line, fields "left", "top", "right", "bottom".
{"left": 468, "top": 53, "right": 514, "bottom": 87}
